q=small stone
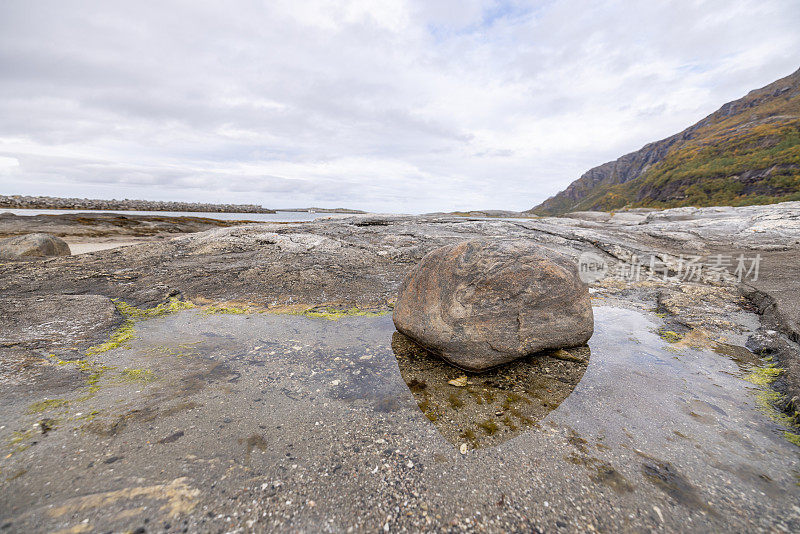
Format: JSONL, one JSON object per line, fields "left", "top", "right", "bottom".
{"left": 653, "top": 506, "right": 664, "bottom": 523}
{"left": 459, "top": 443, "right": 468, "bottom": 454}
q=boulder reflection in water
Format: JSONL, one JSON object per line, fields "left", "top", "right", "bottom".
{"left": 391, "top": 331, "right": 590, "bottom": 450}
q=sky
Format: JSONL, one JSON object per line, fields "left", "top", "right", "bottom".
{"left": 0, "top": 1, "right": 798, "bottom": 213}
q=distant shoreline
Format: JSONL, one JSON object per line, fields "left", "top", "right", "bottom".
{"left": 278, "top": 207, "right": 367, "bottom": 214}
{"left": 1, "top": 194, "right": 276, "bottom": 214}
{"left": 0, "top": 195, "right": 367, "bottom": 215}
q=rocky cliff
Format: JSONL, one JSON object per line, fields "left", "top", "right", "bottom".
{"left": 529, "top": 67, "right": 800, "bottom": 215}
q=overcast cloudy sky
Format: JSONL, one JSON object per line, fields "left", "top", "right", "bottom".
{"left": 0, "top": 1, "right": 798, "bottom": 213}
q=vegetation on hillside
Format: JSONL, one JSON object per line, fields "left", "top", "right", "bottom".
{"left": 531, "top": 68, "right": 800, "bottom": 215}
{"left": 575, "top": 118, "right": 800, "bottom": 211}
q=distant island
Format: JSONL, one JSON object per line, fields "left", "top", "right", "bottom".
{"left": 1, "top": 195, "right": 277, "bottom": 214}
{"left": 426, "top": 209, "right": 532, "bottom": 218}
{"left": 279, "top": 207, "right": 367, "bottom": 214}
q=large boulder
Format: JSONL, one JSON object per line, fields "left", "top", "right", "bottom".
{"left": 0, "top": 233, "right": 71, "bottom": 259}
{"left": 393, "top": 238, "right": 593, "bottom": 371}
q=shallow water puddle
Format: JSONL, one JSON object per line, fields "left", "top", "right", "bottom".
{"left": 392, "top": 332, "right": 589, "bottom": 449}
{"left": 2, "top": 305, "right": 799, "bottom": 531}
{"left": 62, "top": 305, "right": 797, "bottom": 458}
{"left": 100, "top": 307, "right": 590, "bottom": 451}
{"left": 8, "top": 305, "right": 797, "bottom": 454}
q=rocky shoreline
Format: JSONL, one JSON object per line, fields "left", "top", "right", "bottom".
{"left": 1, "top": 202, "right": 799, "bottom": 532}
{"left": 0, "top": 211, "right": 270, "bottom": 246}
{"left": 2, "top": 202, "right": 798, "bottom": 413}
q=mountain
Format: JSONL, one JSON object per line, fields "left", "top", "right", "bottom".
{"left": 528, "top": 67, "right": 800, "bottom": 216}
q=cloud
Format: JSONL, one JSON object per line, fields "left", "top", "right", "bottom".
{"left": 0, "top": 155, "right": 19, "bottom": 172}
{"left": 0, "top": 0, "right": 798, "bottom": 212}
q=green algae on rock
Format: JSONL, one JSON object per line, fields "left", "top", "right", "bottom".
{"left": 657, "top": 329, "right": 684, "bottom": 343}
{"left": 85, "top": 320, "right": 136, "bottom": 355}
{"left": 118, "top": 368, "right": 157, "bottom": 383}
{"left": 302, "top": 306, "right": 390, "bottom": 320}
{"left": 114, "top": 297, "right": 196, "bottom": 320}
{"left": 201, "top": 303, "right": 252, "bottom": 315}
{"left": 743, "top": 362, "right": 800, "bottom": 446}
{"left": 25, "top": 398, "right": 69, "bottom": 414}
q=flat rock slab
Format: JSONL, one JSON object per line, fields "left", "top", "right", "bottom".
{"left": 0, "top": 294, "right": 120, "bottom": 351}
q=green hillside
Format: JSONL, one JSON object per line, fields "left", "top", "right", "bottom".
{"left": 530, "top": 67, "right": 800, "bottom": 215}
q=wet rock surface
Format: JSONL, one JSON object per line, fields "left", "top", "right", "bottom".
{"left": 0, "top": 308, "right": 797, "bottom": 533}
{"left": 0, "top": 233, "right": 70, "bottom": 259}
{"left": 0, "top": 295, "right": 121, "bottom": 393}
{"left": 393, "top": 239, "right": 593, "bottom": 371}
{"left": 0, "top": 203, "right": 798, "bottom": 407}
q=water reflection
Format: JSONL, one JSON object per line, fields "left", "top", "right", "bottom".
{"left": 391, "top": 332, "right": 590, "bottom": 450}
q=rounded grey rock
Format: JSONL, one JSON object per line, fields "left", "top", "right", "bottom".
{"left": 0, "top": 232, "right": 71, "bottom": 259}
{"left": 393, "top": 238, "right": 594, "bottom": 371}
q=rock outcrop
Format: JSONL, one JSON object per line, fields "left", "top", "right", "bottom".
{"left": 0, "top": 294, "right": 120, "bottom": 351}
{"left": 0, "top": 233, "right": 71, "bottom": 259}
{"left": 392, "top": 239, "right": 594, "bottom": 371}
